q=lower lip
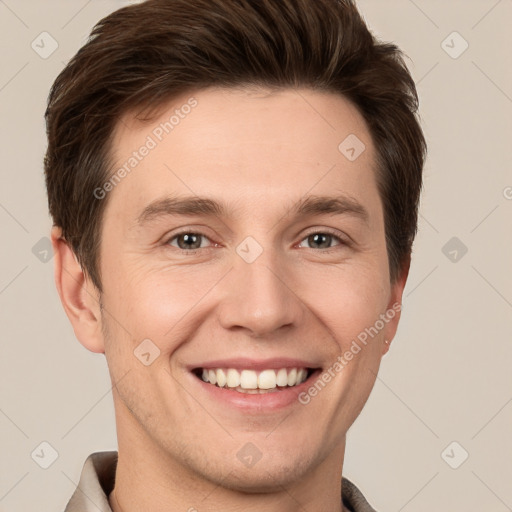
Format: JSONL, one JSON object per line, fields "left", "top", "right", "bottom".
{"left": 190, "top": 371, "right": 321, "bottom": 412}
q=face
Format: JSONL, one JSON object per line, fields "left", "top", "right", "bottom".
{"left": 92, "top": 87, "right": 406, "bottom": 491}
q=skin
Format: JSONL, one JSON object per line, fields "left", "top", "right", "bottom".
{"left": 52, "top": 87, "right": 409, "bottom": 512}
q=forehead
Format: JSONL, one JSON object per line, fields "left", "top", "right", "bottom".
{"left": 105, "top": 87, "right": 379, "bottom": 226}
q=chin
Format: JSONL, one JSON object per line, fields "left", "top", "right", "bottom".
{"left": 215, "top": 460, "right": 312, "bottom": 494}
{"left": 190, "top": 445, "right": 319, "bottom": 494}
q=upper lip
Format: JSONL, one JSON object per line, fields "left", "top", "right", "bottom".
{"left": 189, "top": 358, "right": 320, "bottom": 372}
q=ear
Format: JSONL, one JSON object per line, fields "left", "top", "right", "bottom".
{"left": 381, "top": 254, "right": 411, "bottom": 356}
{"left": 51, "top": 225, "right": 105, "bottom": 353}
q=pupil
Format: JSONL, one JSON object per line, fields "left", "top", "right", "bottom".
{"left": 180, "top": 233, "right": 200, "bottom": 250}
{"left": 310, "top": 233, "right": 330, "bottom": 249}
{"left": 177, "top": 233, "right": 332, "bottom": 250}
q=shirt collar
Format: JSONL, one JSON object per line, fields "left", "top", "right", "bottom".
{"left": 64, "top": 451, "right": 377, "bottom": 512}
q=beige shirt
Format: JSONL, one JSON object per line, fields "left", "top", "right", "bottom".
{"left": 64, "top": 451, "right": 378, "bottom": 512}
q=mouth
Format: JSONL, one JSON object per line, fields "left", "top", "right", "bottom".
{"left": 192, "top": 366, "right": 318, "bottom": 394}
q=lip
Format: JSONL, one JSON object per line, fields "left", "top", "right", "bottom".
{"left": 187, "top": 357, "right": 319, "bottom": 372}
{"left": 186, "top": 361, "right": 322, "bottom": 413}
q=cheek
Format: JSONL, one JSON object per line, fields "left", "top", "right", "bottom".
{"left": 109, "top": 262, "right": 224, "bottom": 344}
{"left": 306, "top": 266, "right": 390, "bottom": 339}
{"left": 102, "top": 238, "right": 391, "bottom": 352}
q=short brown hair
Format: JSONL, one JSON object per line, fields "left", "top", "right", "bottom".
{"left": 44, "top": 0, "right": 426, "bottom": 292}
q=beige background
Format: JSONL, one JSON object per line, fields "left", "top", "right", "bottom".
{"left": 0, "top": 0, "right": 511, "bottom": 510}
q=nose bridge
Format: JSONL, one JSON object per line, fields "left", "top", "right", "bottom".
{"left": 217, "top": 242, "right": 302, "bottom": 336}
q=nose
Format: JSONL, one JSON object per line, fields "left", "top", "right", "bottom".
{"left": 217, "top": 248, "right": 304, "bottom": 338}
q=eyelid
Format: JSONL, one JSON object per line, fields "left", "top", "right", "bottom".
{"left": 297, "top": 227, "right": 350, "bottom": 250}
{"left": 163, "top": 228, "right": 218, "bottom": 249}
{"left": 163, "top": 226, "right": 351, "bottom": 252}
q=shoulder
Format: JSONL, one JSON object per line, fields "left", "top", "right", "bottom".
{"left": 341, "top": 476, "right": 379, "bottom": 512}
{"left": 63, "top": 451, "right": 118, "bottom": 512}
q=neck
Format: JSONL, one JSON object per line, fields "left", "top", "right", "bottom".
{"left": 110, "top": 398, "right": 348, "bottom": 512}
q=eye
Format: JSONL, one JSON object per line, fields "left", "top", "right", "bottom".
{"left": 297, "top": 230, "right": 346, "bottom": 251}
{"left": 163, "top": 229, "right": 348, "bottom": 253}
{"left": 166, "top": 231, "right": 213, "bottom": 251}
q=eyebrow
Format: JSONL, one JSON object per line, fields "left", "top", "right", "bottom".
{"left": 134, "top": 193, "right": 369, "bottom": 227}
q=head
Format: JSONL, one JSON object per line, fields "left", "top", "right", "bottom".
{"left": 46, "top": 0, "right": 426, "bottom": 496}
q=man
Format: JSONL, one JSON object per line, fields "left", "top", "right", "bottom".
{"left": 44, "top": 0, "right": 426, "bottom": 510}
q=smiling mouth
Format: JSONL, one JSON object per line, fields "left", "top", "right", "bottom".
{"left": 192, "top": 367, "right": 318, "bottom": 394}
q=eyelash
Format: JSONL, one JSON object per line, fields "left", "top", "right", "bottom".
{"left": 163, "top": 228, "right": 349, "bottom": 254}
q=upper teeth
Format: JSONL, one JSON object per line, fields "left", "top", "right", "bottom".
{"left": 201, "top": 367, "right": 308, "bottom": 390}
